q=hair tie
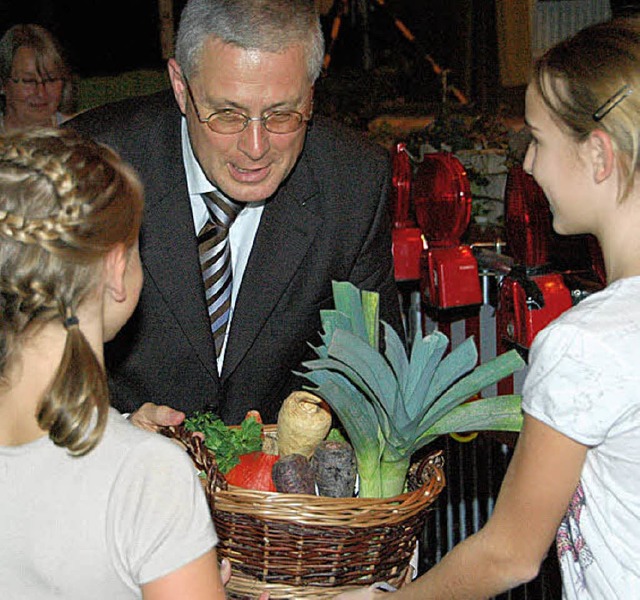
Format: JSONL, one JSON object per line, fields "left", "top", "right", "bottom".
{"left": 63, "top": 315, "right": 79, "bottom": 329}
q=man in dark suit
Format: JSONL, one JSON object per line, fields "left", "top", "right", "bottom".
{"left": 67, "top": 0, "right": 402, "bottom": 426}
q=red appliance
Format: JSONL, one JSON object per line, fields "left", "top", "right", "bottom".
{"left": 497, "top": 267, "right": 573, "bottom": 351}
{"left": 496, "top": 165, "right": 604, "bottom": 354}
{"left": 390, "top": 143, "right": 424, "bottom": 281}
{"left": 413, "top": 152, "right": 481, "bottom": 309}
{"left": 503, "top": 163, "right": 552, "bottom": 267}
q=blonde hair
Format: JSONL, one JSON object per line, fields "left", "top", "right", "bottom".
{"left": 533, "top": 15, "right": 640, "bottom": 201}
{"left": 0, "top": 128, "right": 143, "bottom": 454}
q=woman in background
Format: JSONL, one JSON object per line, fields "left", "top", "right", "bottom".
{"left": 0, "top": 24, "right": 76, "bottom": 132}
{"left": 337, "top": 14, "right": 640, "bottom": 599}
{"left": 0, "top": 128, "right": 226, "bottom": 599}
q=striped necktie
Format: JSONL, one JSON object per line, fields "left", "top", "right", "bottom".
{"left": 198, "top": 191, "right": 244, "bottom": 357}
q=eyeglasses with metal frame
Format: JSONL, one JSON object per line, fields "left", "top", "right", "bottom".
{"left": 183, "top": 75, "right": 312, "bottom": 135}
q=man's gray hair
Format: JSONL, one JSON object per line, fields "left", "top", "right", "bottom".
{"left": 175, "top": 0, "right": 325, "bottom": 83}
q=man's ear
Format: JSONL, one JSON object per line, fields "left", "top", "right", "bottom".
{"left": 167, "top": 58, "right": 187, "bottom": 115}
{"left": 589, "top": 129, "right": 616, "bottom": 184}
{"left": 104, "top": 244, "right": 128, "bottom": 303}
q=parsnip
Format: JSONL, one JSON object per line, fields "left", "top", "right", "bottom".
{"left": 276, "top": 391, "right": 332, "bottom": 458}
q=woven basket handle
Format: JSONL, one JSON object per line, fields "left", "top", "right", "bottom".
{"left": 408, "top": 449, "right": 445, "bottom": 495}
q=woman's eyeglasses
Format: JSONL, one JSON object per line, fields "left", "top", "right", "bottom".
{"left": 10, "top": 77, "right": 64, "bottom": 91}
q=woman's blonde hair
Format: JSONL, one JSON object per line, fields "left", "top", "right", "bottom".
{"left": 533, "top": 15, "right": 640, "bottom": 200}
{"left": 0, "top": 128, "right": 143, "bottom": 454}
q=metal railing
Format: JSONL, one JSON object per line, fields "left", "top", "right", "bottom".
{"left": 418, "top": 433, "right": 562, "bottom": 598}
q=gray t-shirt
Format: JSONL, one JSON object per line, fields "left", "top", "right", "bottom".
{"left": 0, "top": 407, "right": 217, "bottom": 599}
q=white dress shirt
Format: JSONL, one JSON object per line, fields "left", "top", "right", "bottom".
{"left": 181, "top": 118, "right": 264, "bottom": 372}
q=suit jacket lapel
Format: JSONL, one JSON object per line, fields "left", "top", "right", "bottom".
{"left": 223, "top": 156, "right": 321, "bottom": 378}
{"left": 141, "top": 119, "right": 219, "bottom": 382}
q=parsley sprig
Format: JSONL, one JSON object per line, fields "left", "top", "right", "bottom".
{"left": 184, "top": 412, "right": 263, "bottom": 474}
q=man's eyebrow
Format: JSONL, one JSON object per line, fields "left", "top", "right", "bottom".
{"left": 203, "top": 96, "right": 304, "bottom": 112}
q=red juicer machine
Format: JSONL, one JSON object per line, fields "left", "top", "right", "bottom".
{"left": 390, "top": 143, "right": 482, "bottom": 310}
{"left": 414, "top": 151, "right": 482, "bottom": 310}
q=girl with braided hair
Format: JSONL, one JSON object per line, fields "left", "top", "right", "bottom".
{"left": 0, "top": 128, "right": 227, "bottom": 599}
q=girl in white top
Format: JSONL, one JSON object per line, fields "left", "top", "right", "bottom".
{"left": 336, "top": 14, "right": 640, "bottom": 600}
{"left": 0, "top": 128, "right": 226, "bottom": 600}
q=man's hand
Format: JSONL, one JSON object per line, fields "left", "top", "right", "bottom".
{"left": 128, "top": 402, "right": 185, "bottom": 432}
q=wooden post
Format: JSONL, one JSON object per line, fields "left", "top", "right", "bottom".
{"left": 158, "top": 0, "right": 175, "bottom": 60}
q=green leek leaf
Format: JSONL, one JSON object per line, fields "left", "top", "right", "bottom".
{"left": 319, "top": 309, "right": 352, "bottom": 350}
{"left": 414, "top": 395, "right": 523, "bottom": 454}
{"left": 424, "top": 336, "right": 478, "bottom": 406}
{"left": 381, "top": 322, "right": 409, "bottom": 390}
{"left": 302, "top": 355, "right": 404, "bottom": 444}
{"left": 403, "top": 332, "right": 449, "bottom": 417}
{"left": 361, "top": 289, "right": 380, "bottom": 350}
{"left": 299, "top": 369, "right": 383, "bottom": 458}
{"left": 326, "top": 329, "right": 410, "bottom": 426}
{"left": 331, "top": 281, "right": 368, "bottom": 343}
{"left": 421, "top": 350, "right": 525, "bottom": 432}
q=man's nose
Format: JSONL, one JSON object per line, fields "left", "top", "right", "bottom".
{"left": 238, "top": 119, "right": 270, "bottom": 160}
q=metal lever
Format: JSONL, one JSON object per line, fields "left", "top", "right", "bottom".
{"left": 474, "top": 249, "right": 545, "bottom": 310}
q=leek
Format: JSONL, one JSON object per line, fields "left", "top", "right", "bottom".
{"left": 299, "top": 281, "right": 526, "bottom": 498}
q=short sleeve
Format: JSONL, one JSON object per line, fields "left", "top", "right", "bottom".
{"left": 106, "top": 435, "right": 217, "bottom": 586}
{"left": 522, "top": 320, "right": 634, "bottom": 446}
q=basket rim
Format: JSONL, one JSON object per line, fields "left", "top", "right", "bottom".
{"left": 161, "top": 423, "right": 446, "bottom": 526}
{"left": 224, "top": 567, "right": 411, "bottom": 599}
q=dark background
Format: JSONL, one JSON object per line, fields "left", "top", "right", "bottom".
{"left": 1, "top": 0, "right": 167, "bottom": 76}
{"left": 1, "top": 1, "right": 493, "bottom": 97}
{"left": 2, "top": 0, "right": 637, "bottom": 118}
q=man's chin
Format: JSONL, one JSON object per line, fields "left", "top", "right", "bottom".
{"left": 222, "top": 181, "right": 278, "bottom": 204}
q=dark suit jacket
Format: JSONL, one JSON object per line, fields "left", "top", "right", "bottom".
{"left": 66, "top": 90, "right": 402, "bottom": 424}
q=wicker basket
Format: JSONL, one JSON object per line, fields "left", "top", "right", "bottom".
{"left": 162, "top": 424, "right": 445, "bottom": 599}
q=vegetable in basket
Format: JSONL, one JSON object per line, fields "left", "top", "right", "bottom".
{"left": 299, "top": 281, "right": 526, "bottom": 498}
{"left": 226, "top": 451, "right": 279, "bottom": 492}
{"left": 311, "top": 439, "right": 357, "bottom": 497}
{"left": 183, "top": 411, "right": 278, "bottom": 488}
{"left": 276, "top": 390, "right": 332, "bottom": 458}
{"left": 272, "top": 453, "right": 316, "bottom": 494}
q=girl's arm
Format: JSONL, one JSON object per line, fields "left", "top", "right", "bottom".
{"left": 142, "top": 549, "right": 226, "bottom": 600}
{"left": 336, "top": 414, "right": 588, "bottom": 599}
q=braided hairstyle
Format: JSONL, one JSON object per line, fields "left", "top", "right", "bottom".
{"left": 0, "top": 128, "right": 143, "bottom": 455}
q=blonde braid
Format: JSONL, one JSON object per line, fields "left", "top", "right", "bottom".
{"left": 0, "top": 128, "right": 143, "bottom": 455}
{"left": 0, "top": 136, "right": 86, "bottom": 248}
